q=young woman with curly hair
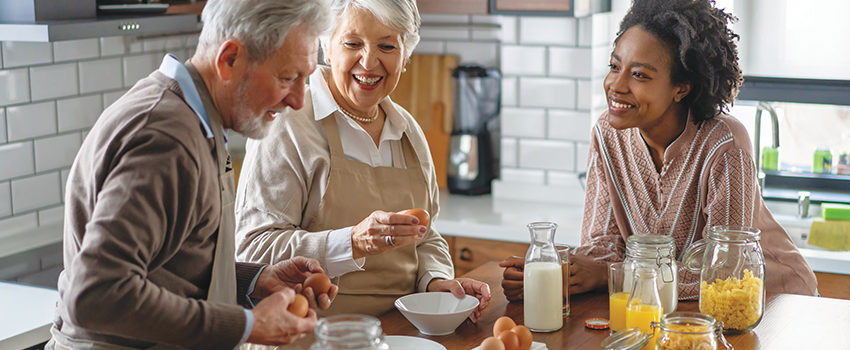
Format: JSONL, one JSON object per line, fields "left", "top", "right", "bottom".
{"left": 501, "top": 0, "right": 816, "bottom": 302}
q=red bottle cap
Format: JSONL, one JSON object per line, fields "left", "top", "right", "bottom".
{"left": 585, "top": 318, "right": 610, "bottom": 330}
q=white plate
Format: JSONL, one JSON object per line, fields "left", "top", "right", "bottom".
{"left": 384, "top": 335, "right": 446, "bottom": 350}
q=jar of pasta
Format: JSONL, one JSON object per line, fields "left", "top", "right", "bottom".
{"left": 655, "top": 312, "right": 732, "bottom": 350}
{"left": 623, "top": 234, "right": 678, "bottom": 314}
{"left": 682, "top": 225, "right": 766, "bottom": 334}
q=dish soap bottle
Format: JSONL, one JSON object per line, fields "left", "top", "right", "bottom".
{"left": 523, "top": 222, "right": 563, "bottom": 332}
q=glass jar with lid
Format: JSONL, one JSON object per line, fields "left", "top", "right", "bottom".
{"left": 601, "top": 311, "right": 732, "bottom": 350}
{"left": 623, "top": 234, "right": 678, "bottom": 314}
{"left": 682, "top": 225, "right": 766, "bottom": 334}
{"left": 309, "top": 314, "right": 389, "bottom": 350}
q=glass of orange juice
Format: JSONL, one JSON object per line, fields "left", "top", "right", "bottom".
{"left": 608, "top": 262, "right": 629, "bottom": 332}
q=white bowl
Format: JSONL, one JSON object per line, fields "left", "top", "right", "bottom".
{"left": 394, "top": 292, "right": 479, "bottom": 336}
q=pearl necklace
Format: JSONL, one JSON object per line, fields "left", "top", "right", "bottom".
{"left": 339, "top": 105, "right": 380, "bottom": 123}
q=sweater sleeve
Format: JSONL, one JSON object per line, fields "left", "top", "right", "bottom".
{"left": 574, "top": 126, "right": 626, "bottom": 262}
{"left": 62, "top": 129, "right": 245, "bottom": 349}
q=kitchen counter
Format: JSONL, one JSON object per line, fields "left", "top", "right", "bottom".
{"left": 435, "top": 190, "right": 850, "bottom": 275}
{"left": 0, "top": 282, "right": 58, "bottom": 349}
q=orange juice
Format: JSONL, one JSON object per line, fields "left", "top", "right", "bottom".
{"left": 608, "top": 292, "right": 630, "bottom": 331}
{"left": 626, "top": 304, "right": 662, "bottom": 350}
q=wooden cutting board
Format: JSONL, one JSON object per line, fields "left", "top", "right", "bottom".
{"left": 390, "top": 54, "right": 458, "bottom": 188}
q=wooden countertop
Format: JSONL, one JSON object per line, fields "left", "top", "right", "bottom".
{"left": 379, "top": 261, "right": 850, "bottom": 349}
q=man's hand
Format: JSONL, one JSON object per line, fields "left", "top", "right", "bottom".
{"left": 427, "top": 278, "right": 492, "bottom": 323}
{"left": 247, "top": 288, "right": 317, "bottom": 345}
{"left": 567, "top": 253, "right": 608, "bottom": 295}
{"left": 499, "top": 256, "right": 525, "bottom": 302}
{"left": 252, "top": 256, "right": 339, "bottom": 310}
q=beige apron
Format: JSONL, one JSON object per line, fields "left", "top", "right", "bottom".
{"left": 310, "top": 116, "right": 431, "bottom": 316}
{"left": 47, "top": 71, "right": 238, "bottom": 350}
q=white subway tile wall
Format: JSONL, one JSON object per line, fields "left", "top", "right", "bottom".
{"left": 501, "top": 45, "right": 546, "bottom": 76}
{"left": 58, "top": 95, "right": 103, "bottom": 132}
{"left": 445, "top": 41, "right": 498, "bottom": 67}
{"left": 502, "top": 107, "right": 545, "bottom": 138}
{"left": 519, "top": 17, "right": 577, "bottom": 46}
{"left": 12, "top": 172, "right": 60, "bottom": 214}
{"left": 1, "top": 42, "right": 52, "bottom": 68}
{"left": 549, "top": 47, "right": 592, "bottom": 78}
{"left": 54, "top": 39, "right": 100, "bottom": 62}
{"left": 0, "top": 33, "right": 200, "bottom": 238}
{"left": 576, "top": 142, "right": 591, "bottom": 173}
{"left": 501, "top": 76, "right": 517, "bottom": 106}
{"left": 519, "top": 139, "right": 575, "bottom": 171}
{"left": 0, "top": 182, "right": 10, "bottom": 217}
{"left": 79, "top": 58, "right": 123, "bottom": 94}
{"left": 500, "top": 168, "right": 545, "bottom": 185}
{"left": 35, "top": 133, "right": 82, "bottom": 172}
{"left": 519, "top": 77, "right": 576, "bottom": 109}
{"left": 30, "top": 63, "right": 79, "bottom": 101}
{"left": 548, "top": 109, "right": 591, "bottom": 141}
{"left": 501, "top": 138, "right": 517, "bottom": 167}
{"left": 0, "top": 142, "right": 34, "bottom": 181}
{"left": 7, "top": 101, "right": 56, "bottom": 141}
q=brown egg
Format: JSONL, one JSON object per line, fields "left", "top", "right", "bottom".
{"left": 399, "top": 208, "right": 430, "bottom": 227}
{"left": 498, "top": 330, "right": 520, "bottom": 350}
{"left": 287, "top": 294, "right": 309, "bottom": 318}
{"left": 493, "top": 316, "right": 517, "bottom": 336}
{"left": 511, "top": 325, "right": 533, "bottom": 350}
{"left": 304, "top": 273, "right": 332, "bottom": 295}
{"left": 479, "top": 336, "right": 506, "bottom": 350}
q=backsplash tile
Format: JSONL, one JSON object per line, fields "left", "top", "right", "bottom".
{"left": 60, "top": 169, "right": 70, "bottom": 201}
{"left": 445, "top": 41, "right": 498, "bottom": 67}
{"left": 548, "top": 109, "right": 591, "bottom": 141}
{"left": 103, "top": 89, "right": 128, "bottom": 108}
{"left": 501, "top": 107, "right": 545, "bottom": 138}
{"left": 501, "top": 45, "right": 545, "bottom": 76}
{"left": 501, "top": 76, "right": 517, "bottom": 106}
{"left": 38, "top": 205, "right": 64, "bottom": 226}
{"left": 53, "top": 39, "right": 100, "bottom": 62}
{"left": 519, "top": 77, "right": 576, "bottom": 109}
{"left": 501, "top": 138, "right": 518, "bottom": 167}
{"left": 79, "top": 58, "right": 123, "bottom": 94}
{"left": 0, "top": 68, "right": 31, "bottom": 106}
{"left": 11, "top": 172, "right": 60, "bottom": 214}
{"left": 30, "top": 63, "right": 78, "bottom": 101}
{"left": 1, "top": 42, "right": 52, "bottom": 68}
{"left": 549, "top": 47, "right": 592, "bottom": 78}
{"left": 519, "top": 139, "right": 575, "bottom": 171}
{"left": 0, "top": 213, "right": 37, "bottom": 239}
{"left": 123, "top": 53, "right": 161, "bottom": 88}
{"left": 35, "top": 133, "right": 81, "bottom": 172}
{"left": 0, "top": 108, "right": 5, "bottom": 143}
{"left": 0, "top": 182, "right": 10, "bottom": 217}
{"left": 576, "top": 142, "right": 591, "bottom": 173}
{"left": 519, "top": 17, "right": 577, "bottom": 46}
{"left": 501, "top": 168, "right": 545, "bottom": 185}
{"left": 0, "top": 142, "right": 34, "bottom": 181}
{"left": 57, "top": 95, "right": 102, "bottom": 132}
{"left": 6, "top": 101, "right": 56, "bottom": 141}
{"left": 420, "top": 27, "right": 470, "bottom": 40}
{"left": 100, "top": 36, "right": 130, "bottom": 57}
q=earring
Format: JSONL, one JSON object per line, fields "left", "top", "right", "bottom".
{"left": 402, "top": 67, "right": 407, "bottom": 73}
{"left": 324, "top": 57, "right": 330, "bottom": 64}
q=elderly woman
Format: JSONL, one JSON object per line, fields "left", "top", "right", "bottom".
{"left": 501, "top": 0, "right": 817, "bottom": 301}
{"left": 235, "top": 0, "right": 490, "bottom": 319}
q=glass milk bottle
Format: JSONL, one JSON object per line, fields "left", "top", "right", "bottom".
{"left": 626, "top": 268, "right": 663, "bottom": 350}
{"left": 523, "top": 222, "right": 563, "bottom": 332}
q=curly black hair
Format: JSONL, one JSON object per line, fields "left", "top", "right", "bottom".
{"left": 616, "top": 0, "right": 743, "bottom": 122}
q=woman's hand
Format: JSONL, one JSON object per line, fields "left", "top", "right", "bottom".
{"left": 499, "top": 256, "right": 525, "bottom": 302}
{"left": 351, "top": 210, "right": 426, "bottom": 259}
{"left": 567, "top": 253, "right": 608, "bottom": 295}
{"left": 427, "top": 278, "right": 492, "bottom": 323}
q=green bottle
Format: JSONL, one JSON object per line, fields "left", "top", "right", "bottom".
{"left": 813, "top": 148, "right": 832, "bottom": 174}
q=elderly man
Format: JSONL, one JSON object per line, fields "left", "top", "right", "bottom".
{"left": 46, "top": 0, "right": 334, "bottom": 349}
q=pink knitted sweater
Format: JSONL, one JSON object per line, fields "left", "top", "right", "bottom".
{"left": 576, "top": 111, "right": 817, "bottom": 299}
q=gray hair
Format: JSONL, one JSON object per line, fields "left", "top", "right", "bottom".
{"left": 320, "top": 0, "right": 421, "bottom": 60}
{"left": 197, "top": 0, "right": 332, "bottom": 63}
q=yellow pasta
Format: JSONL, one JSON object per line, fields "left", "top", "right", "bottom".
{"left": 656, "top": 323, "right": 716, "bottom": 350}
{"left": 699, "top": 269, "right": 763, "bottom": 330}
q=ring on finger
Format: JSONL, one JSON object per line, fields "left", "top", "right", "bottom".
{"left": 385, "top": 235, "right": 395, "bottom": 247}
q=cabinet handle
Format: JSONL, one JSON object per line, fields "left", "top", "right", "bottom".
{"left": 459, "top": 247, "right": 473, "bottom": 262}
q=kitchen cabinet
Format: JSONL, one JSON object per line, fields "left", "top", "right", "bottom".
{"left": 445, "top": 235, "right": 527, "bottom": 277}
{"left": 417, "top": 0, "right": 488, "bottom": 15}
{"left": 814, "top": 271, "right": 850, "bottom": 300}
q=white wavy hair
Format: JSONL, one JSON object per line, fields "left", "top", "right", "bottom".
{"left": 197, "top": 0, "right": 332, "bottom": 63}
{"left": 320, "top": 0, "right": 421, "bottom": 61}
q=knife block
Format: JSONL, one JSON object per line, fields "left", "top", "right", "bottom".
{"left": 0, "top": 0, "right": 96, "bottom": 23}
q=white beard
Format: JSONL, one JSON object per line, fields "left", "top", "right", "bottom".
{"left": 231, "top": 80, "right": 277, "bottom": 140}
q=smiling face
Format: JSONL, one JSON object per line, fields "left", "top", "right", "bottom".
{"left": 603, "top": 25, "right": 690, "bottom": 132}
{"left": 229, "top": 24, "right": 318, "bottom": 139}
{"left": 325, "top": 7, "right": 405, "bottom": 116}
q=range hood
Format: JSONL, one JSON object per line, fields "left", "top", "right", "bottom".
{"left": 0, "top": 14, "right": 200, "bottom": 42}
